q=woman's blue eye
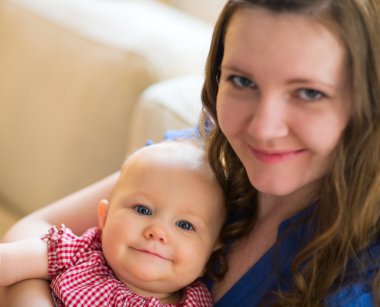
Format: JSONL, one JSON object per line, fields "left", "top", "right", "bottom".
{"left": 134, "top": 205, "right": 152, "bottom": 216}
{"left": 229, "top": 75, "right": 255, "bottom": 88}
{"left": 298, "top": 89, "right": 325, "bottom": 101}
{"left": 176, "top": 220, "right": 194, "bottom": 231}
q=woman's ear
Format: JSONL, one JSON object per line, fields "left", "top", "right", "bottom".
{"left": 98, "top": 199, "right": 110, "bottom": 229}
{"left": 212, "top": 239, "right": 223, "bottom": 252}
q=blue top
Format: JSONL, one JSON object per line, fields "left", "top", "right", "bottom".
{"left": 212, "top": 207, "right": 379, "bottom": 307}
{"left": 163, "top": 128, "right": 379, "bottom": 306}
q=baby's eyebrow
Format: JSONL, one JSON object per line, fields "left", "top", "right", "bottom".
{"left": 179, "top": 210, "right": 208, "bottom": 228}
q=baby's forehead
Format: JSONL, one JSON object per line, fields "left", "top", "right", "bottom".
{"left": 125, "top": 141, "right": 207, "bottom": 168}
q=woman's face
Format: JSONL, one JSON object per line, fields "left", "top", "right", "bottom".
{"left": 217, "top": 7, "right": 351, "bottom": 198}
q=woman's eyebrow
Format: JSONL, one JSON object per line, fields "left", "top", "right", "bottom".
{"left": 220, "top": 65, "right": 254, "bottom": 78}
{"left": 220, "top": 64, "right": 244, "bottom": 72}
{"left": 286, "top": 78, "right": 338, "bottom": 91}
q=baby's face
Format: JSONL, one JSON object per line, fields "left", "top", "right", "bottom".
{"left": 99, "top": 143, "right": 225, "bottom": 300}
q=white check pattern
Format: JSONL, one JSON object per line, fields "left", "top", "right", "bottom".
{"left": 42, "top": 225, "right": 213, "bottom": 307}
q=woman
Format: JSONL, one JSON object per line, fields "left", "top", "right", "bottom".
{"left": 2, "top": 0, "right": 380, "bottom": 306}
{"left": 200, "top": 0, "right": 380, "bottom": 305}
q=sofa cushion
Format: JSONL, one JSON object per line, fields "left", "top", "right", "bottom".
{"left": 10, "top": 0, "right": 213, "bottom": 79}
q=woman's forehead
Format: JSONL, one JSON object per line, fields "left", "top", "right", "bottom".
{"left": 223, "top": 7, "right": 348, "bottom": 86}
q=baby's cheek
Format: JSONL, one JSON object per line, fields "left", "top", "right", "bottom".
{"left": 184, "top": 241, "right": 209, "bottom": 264}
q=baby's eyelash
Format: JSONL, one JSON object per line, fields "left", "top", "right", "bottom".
{"left": 133, "top": 204, "right": 152, "bottom": 216}
{"left": 176, "top": 220, "right": 195, "bottom": 231}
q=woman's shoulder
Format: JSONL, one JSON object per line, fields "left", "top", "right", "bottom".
{"left": 352, "top": 238, "right": 380, "bottom": 277}
{"left": 351, "top": 238, "right": 380, "bottom": 282}
{"left": 326, "top": 238, "right": 380, "bottom": 306}
{"left": 326, "top": 283, "right": 374, "bottom": 307}
{"left": 367, "top": 236, "right": 380, "bottom": 259}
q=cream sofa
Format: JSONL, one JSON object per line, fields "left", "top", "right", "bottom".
{"left": 0, "top": 0, "right": 225, "bottom": 232}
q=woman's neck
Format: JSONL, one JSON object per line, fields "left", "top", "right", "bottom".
{"left": 211, "top": 182, "right": 320, "bottom": 302}
{"left": 257, "top": 182, "right": 318, "bottom": 225}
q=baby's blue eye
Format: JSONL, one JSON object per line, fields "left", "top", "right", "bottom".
{"left": 133, "top": 205, "right": 152, "bottom": 216}
{"left": 176, "top": 221, "right": 194, "bottom": 231}
{"left": 230, "top": 75, "right": 255, "bottom": 88}
{"left": 298, "top": 89, "right": 324, "bottom": 101}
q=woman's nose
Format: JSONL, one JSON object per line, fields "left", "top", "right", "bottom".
{"left": 143, "top": 224, "right": 168, "bottom": 243}
{"left": 247, "top": 95, "right": 288, "bottom": 140}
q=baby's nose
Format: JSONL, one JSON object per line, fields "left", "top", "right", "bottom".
{"left": 143, "top": 224, "right": 168, "bottom": 243}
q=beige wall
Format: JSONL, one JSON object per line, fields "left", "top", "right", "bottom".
{"left": 169, "top": 0, "right": 226, "bottom": 23}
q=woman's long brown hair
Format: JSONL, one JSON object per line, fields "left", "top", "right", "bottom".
{"left": 200, "top": 0, "right": 380, "bottom": 305}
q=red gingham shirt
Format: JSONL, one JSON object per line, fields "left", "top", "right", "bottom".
{"left": 42, "top": 225, "right": 213, "bottom": 307}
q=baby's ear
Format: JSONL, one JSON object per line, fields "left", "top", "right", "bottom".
{"left": 98, "top": 199, "right": 110, "bottom": 229}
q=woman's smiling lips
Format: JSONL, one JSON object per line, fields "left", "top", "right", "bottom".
{"left": 250, "top": 147, "right": 306, "bottom": 164}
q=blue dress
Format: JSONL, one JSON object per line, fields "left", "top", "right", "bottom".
{"left": 163, "top": 128, "right": 379, "bottom": 306}
{"left": 211, "top": 208, "right": 379, "bottom": 307}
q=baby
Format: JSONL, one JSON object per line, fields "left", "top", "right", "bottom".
{"left": 0, "top": 140, "right": 226, "bottom": 306}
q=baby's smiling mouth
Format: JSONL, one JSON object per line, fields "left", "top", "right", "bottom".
{"left": 130, "top": 247, "right": 170, "bottom": 260}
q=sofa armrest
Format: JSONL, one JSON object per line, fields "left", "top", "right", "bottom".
{"left": 126, "top": 75, "right": 204, "bottom": 154}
